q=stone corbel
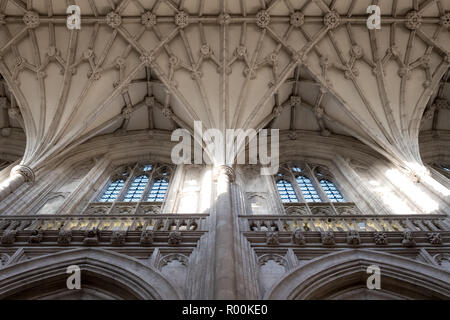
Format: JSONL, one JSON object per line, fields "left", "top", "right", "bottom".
{"left": 10, "top": 164, "right": 35, "bottom": 182}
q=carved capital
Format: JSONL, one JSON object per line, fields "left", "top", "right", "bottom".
{"left": 213, "top": 165, "right": 236, "bottom": 182}
{"left": 11, "top": 165, "right": 35, "bottom": 182}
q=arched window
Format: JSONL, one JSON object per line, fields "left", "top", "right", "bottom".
{"left": 319, "top": 179, "right": 345, "bottom": 202}
{"left": 276, "top": 179, "right": 299, "bottom": 203}
{"left": 275, "top": 163, "right": 349, "bottom": 205}
{"left": 296, "top": 175, "right": 321, "bottom": 202}
{"left": 99, "top": 179, "right": 125, "bottom": 202}
{"left": 96, "top": 163, "right": 173, "bottom": 204}
{"left": 123, "top": 175, "right": 149, "bottom": 202}
{"left": 147, "top": 178, "right": 169, "bottom": 202}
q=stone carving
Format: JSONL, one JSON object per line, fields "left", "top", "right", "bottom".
{"left": 217, "top": 13, "right": 231, "bottom": 25}
{"left": 23, "top": 11, "right": 39, "bottom": 28}
{"left": 175, "top": 11, "right": 189, "bottom": 28}
{"left": 405, "top": 11, "right": 422, "bottom": 30}
{"left": 11, "top": 165, "right": 35, "bottom": 182}
{"left": 402, "top": 231, "right": 416, "bottom": 247}
{"left": 373, "top": 232, "right": 388, "bottom": 245}
{"left": 427, "top": 232, "right": 442, "bottom": 245}
{"left": 106, "top": 11, "right": 122, "bottom": 28}
{"left": 0, "top": 253, "right": 9, "bottom": 268}
{"left": 266, "top": 232, "right": 279, "bottom": 246}
{"left": 140, "top": 52, "right": 155, "bottom": 67}
{"left": 256, "top": 10, "right": 270, "bottom": 28}
{"left": 168, "top": 231, "right": 182, "bottom": 245}
{"left": 433, "top": 254, "right": 450, "bottom": 269}
{"left": 291, "top": 229, "right": 306, "bottom": 245}
{"left": 1, "top": 231, "right": 16, "bottom": 245}
{"left": 321, "top": 231, "right": 335, "bottom": 245}
{"left": 346, "top": 230, "right": 360, "bottom": 246}
{"left": 57, "top": 230, "right": 72, "bottom": 245}
{"left": 140, "top": 230, "right": 154, "bottom": 246}
{"left": 323, "top": 11, "right": 340, "bottom": 29}
{"left": 141, "top": 11, "right": 156, "bottom": 28}
{"left": 159, "top": 253, "right": 189, "bottom": 269}
{"left": 28, "top": 230, "right": 43, "bottom": 244}
{"left": 290, "top": 12, "right": 304, "bottom": 27}
{"left": 285, "top": 206, "right": 308, "bottom": 215}
{"left": 83, "top": 228, "right": 99, "bottom": 245}
{"left": 441, "top": 13, "right": 450, "bottom": 28}
{"left": 111, "top": 231, "right": 126, "bottom": 246}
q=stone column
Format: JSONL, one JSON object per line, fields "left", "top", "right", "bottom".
{"left": 0, "top": 165, "right": 34, "bottom": 202}
{"left": 213, "top": 165, "right": 237, "bottom": 299}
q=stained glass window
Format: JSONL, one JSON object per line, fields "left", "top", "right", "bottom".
{"left": 320, "top": 179, "right": 345, "bottom": 202}
{"left": 147, "top": 178, "right": 169, "bottom": 202}
{"left": 296, "top": 175, "right": 321, "bottom": 202}
{"left": 276, "top": 179, "right": 298, "bottom": 203}
{"left": 99, "top": 179, "right": 125, "bottom": 202}
{"left": 123, "top": 175, "right": 149, "bottom": 202}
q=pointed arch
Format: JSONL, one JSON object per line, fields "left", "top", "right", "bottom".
{"left": 264, "top": 249, "right": 450, "bottom": 300}
{"left": 0, "top": 248, "right": 183, "bottom": 300}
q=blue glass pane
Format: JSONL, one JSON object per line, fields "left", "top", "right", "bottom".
{"left": 292, "top": 167, "right": 302, "bottom": 173}
{"left": 99, "top": 179, "right": 125, "bottom": 202}
{"left": 277, "top": 179, "right": 298, "bottom": 203}
{"left": 320, "top": 179, "right": 345, "bottom": 202}
{"left": 296, "top": 175, "right": 322, "bottom": 202}
{"left": 147, "top": 178, "right": 169, "bottom": 202}
{"left": 123, "top": 175, "right": 149, "bottom": 202}
{"left": 143, "top": 165, "right": 152, "bottom": 172}
{"left": 443, "top": 166, "right": 450, "bottom": 172}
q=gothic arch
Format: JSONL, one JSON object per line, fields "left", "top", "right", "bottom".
{"left": 264, "top": 249, "right": 450, "bottom": 300}
{"left": 0, "top": 248, "right": 183, "bottom": 300}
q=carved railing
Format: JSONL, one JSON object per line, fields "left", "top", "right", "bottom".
{"left": 241, "top": 214, "right": 450, "bottom": 233}
{"left": 283, "top": 202, "right": 361, "bottom": 216}
{"left": 83, "top": 202, "right": 163, "bottom": 215}
{"left": 0, "top": 214, "right": 209, "bottom": 232}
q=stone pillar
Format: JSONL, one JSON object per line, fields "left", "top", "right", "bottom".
{"left": 213, "top": 165, "right": 237, "bottom": 299}
{"left": 0, "top": 165, "right": 34, "bottom": 202}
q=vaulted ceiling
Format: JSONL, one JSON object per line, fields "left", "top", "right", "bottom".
{"left": 0, "top": 0, "right": 449, "bottom": 172}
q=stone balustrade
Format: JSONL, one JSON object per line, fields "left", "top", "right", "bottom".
{"left": 0, "top": 213, "right": 209, "bottom": 233}
{"left": 242, "top": 214, "right": 450, "bottom": 233}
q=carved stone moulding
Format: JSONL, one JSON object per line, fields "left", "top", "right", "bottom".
{"left": 441, "top": 12, "right": 450, "bottom": 28}
{"left": 11, "top": 165, "right": 35, "bottom": 183}
{"left": 23, "top": 11, "right": 39, "bottom": 28}
{"left": 175, "top": 11, "right": 189, "bottom": 28}
{"left": 290, "top": 11, "right": 305, "bottom": 28}
{"left": 427, "top": 232, "right": 442, "bottom": 245}
{"left": 346, "top": 230, "right": 360, "bottom": 246}
{"left": 266, "top": 231, "right": 279, "bottom": 246}
{"left": 168, "top": 231, "right": 182, "bottom": 245}
{"left": 141, "top": 11, "right": 156, "bottom": 28}
{"left": 373, "top": 232, "right": 388, "bottom": 245}
{"left": 405, "top": 10, "right": 423, "bottom": 30}
{"left": 402, "top": 231, "right": 416, "bottom": 247}
{"left": 111, "top": 231, "right": 126, "bottom": 246}
{"left": 106, "top": 11, "right": 122, "bottom": 28}
{"left": 256, "top": 10, "right": 271, "bottom": 28}
{"left": 321, "top": 231, "right": 335, "bottom": 246}
{"left": 323, "top": 11, "right": 340, "bottom": 29}
{"left": 292, "top": 229, "right": 306, "bottom": 245}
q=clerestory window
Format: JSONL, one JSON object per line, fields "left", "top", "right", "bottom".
{"left": 275, "top": 163, "right": 346, "bottom": 203}
{"left": 98, "top": 163, "right": 173, "bottom": 204}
